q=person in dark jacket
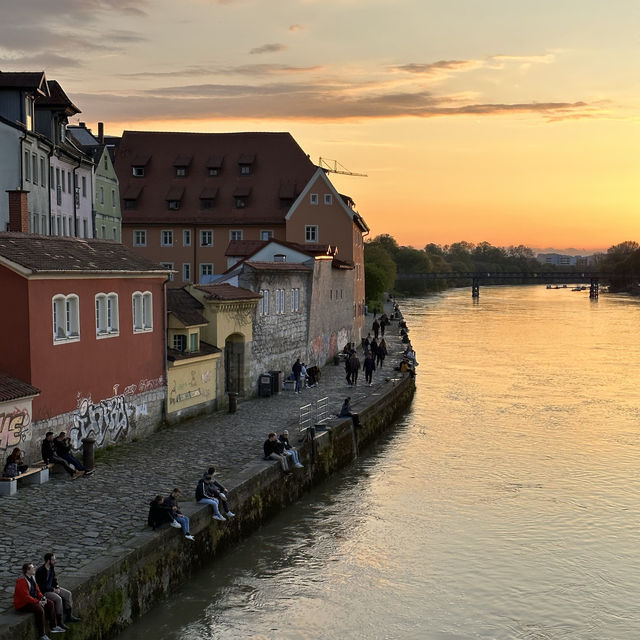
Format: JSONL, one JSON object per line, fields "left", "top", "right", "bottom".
{"left": 372, "top": 317, "right": 380, "bottom": 340}
{"left": 279, "top": 430, "right": 303, "bottom": 468}
{"left": 204, "top": 467, "right": 235, "bottom": 517}
{"left": 41, "top": 432, "right": 80, "bottom": 479}
{"left": 14, "top": 562, "right": 61, "bottom": 639}
{"left": 376, "top": 338, "right": 388, "bottom": 368}
{"left": 363, "top": 353, "right": 376, "bottom": 386}
{"left": 54, "top": 432, "right": 92, "bottom": 476}
{"left": 263, "top": 432, "right": 290, "bottom": 473}
{"left": 195, "top": 475, "right": 226, "bottom": 520}
{"left": 339, "top": 397, "right": 360, "bottom": 428}
{"left": 292, "top": 358, "right": 303, "bottom": 393}
{"left": 3, "top": 447, "right": 28, "bottom": 477}
{"left": 36, "top": 553, "right": 80, "bottom": 627}
{"left": 147, "top": 495, "right": 173, "bottom": 530}
{"left": 163, "top": 489, "right": 195, "bottom": 541}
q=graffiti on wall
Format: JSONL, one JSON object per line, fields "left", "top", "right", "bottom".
{"left": 120, "top": 376, "right": 165, "bottom": 398}
{"left": 0, "top": 408, "right": 32, "bottom": 455}
{"left": 70, "top": 394, "right": 133, "bottom": 449}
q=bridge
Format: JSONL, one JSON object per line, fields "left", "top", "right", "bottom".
{"left": 396, "top": 271, "right": 605, "bottom": 298}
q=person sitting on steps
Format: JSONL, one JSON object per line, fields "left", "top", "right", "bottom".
{"left": 204, "top": 467, "right": 235, "bottom": 518}
{"left": 263, "top": 432, "right": 291, "bottom": 474}
{"left": 279, "top": 430, "right": 304, "bottom": 468}
{"left": 41, "top": 432, "right": 82, "bottom": 479}
{"left": 36, "top": 552, "right": 81, "bottom": 629}
{"left": 54, "top": 432, "right": 93, "bottom": 476}
{"left": 163, "top": 489, "right": 195, "bottom": 541}
{"left": 195, "top": 474, "right": 226, "bottom": 521}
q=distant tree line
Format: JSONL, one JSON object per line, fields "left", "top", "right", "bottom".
{"left": 364, "top": 235, "right": 640, "bottom": 309}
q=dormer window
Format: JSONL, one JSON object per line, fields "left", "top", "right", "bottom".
{"left": 168, "top": 200, "right": 180, "bottom": 210}
{"left": 233, "top": 186, "right": 251, "bottom": 209}
{"left": 173, "top": 155, "right": 191, "bottom": 178}
{"left": 173, "top": 334, "right": 187, "bottom": 351}
{"left": 165, "top": 185, "right": 184, "bottom": 211}
{"left": 199, "top": 186, "right": 218, "bottom": 210}
{"left": 131, "top": 154, "right": 150, "bottom": 178}
{"left": 206, "top": 155, "right": 223, "bottom": 176}
{"left": 132, "top": 166, "right": 145, "bottom": 177}
{"left": 123, "top": 184, "right": 142, "bottom": 209}
{"left": 176, "top": 167, "right": 187, "bottom": 177}
{"left": 238, "top": 153, "right": 255, "bottom": 176}
{"left": 25, "top": 96, "right": 34, "bottom": 131}
{"left": 240, "top": 165, "right": 251, "bottom": 176}
{"left": 274, "top": 254, "right": 286, "bottom": 263}
{"left": 235, "top": 197, "right": 248, "bottom": 208}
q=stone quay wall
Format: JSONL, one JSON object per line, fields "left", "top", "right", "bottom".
{"left": 0, "top": 372, "right": 414, "bottom": 640}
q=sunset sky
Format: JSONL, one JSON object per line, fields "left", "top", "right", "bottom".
{"left": 3, "top": 0, "right": 639, "bottom": 251}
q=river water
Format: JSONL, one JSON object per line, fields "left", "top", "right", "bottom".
{"left": 118, "top": 286, "right": 640, "bottom": 640}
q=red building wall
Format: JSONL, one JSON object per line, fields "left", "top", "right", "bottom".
{"left": 25, "top": 276, "right": 166, "bottom": 420}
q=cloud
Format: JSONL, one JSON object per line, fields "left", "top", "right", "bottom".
{"left": 249, "top": 43, "right": 287, "bottom": 55}
{"left": 289, "top": 24, "right": 304, "bottom": 32}
{"left": 118, "top": 64, "right": 323, "bottom": 79}
{"left": 392, "top": 60, "right": 481, "bottom": 75}
{"left": 0, "top": 52, "right": 81, "bottom": 69}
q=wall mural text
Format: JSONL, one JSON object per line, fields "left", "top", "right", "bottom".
{"left": 70, "top": 394, "right": 133, "bottom": 449}
{"left": 0, "top": 408, "right": 32, "bottom": 455}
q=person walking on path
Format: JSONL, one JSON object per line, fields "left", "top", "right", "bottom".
{"left": 372, "top": 317, "right": 380, "bottom": 340}
{"left": 14, "top": 561, "right": 63, "bottom": 639}
{"left": 36, "top": 553, "right": 80, "bottom": 628}
{"left": 376, "top": 338, "right": 388, "bottom": 368}
{"left": 292, "top": 358, "right": 303, "bottom": 393}
{"left": 41, "top": 432, "right": 82, "bottom": 479}
{"left": 263, "top": 432, "right": 290, "bottom": 473}
{"left": 347, "top": 352, "right": 360, "bottom": 386}
{"left": 363, "top": 353, "right": 376, "bottom": 386}
{"left": 195, "top": 475, "right": 226, "bottom": 521}
{"left": 163, "top": 489, "right": 195, "bottom": 540}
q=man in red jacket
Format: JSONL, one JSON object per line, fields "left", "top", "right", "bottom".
{"left": 14, "top": 562, "right": 64, "bottom": 639}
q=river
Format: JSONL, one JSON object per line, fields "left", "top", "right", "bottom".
{"left": 118, "top": 286, "right": 640, "bottom": 640}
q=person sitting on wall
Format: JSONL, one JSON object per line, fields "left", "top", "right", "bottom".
{"left": 147, "top": 495, "right": 173, "bottom": 530}
{"left": 14, "top": 561, "right": 63, "bottom": 639}
{"left": 195, "top": 474, "right": 226, "bottom": 521}
{"left": 54, "top": 432, "right": 93, "bottom": 477}
{"left": 163, "top": 489, "right": 195, "bottom": 541}
{"left": 205, "top": 467, "right": 235, "bottom": 518}
{"left": 263, "top": 432, "right": 291, "bottom": 474}
{"left": 279, "top": 430, "right": 304, "bottom": 468}
{"left": 339, "top": 397, "right": 360, "bottom": 428}
{"left": 36, "top": 552, "right": 81, "bottom": 628}
{"left": 41, "top": 432, "right": 82, "bottom": 479}
{"left": 3, "top": 447, "right": 28, "bottom": 477}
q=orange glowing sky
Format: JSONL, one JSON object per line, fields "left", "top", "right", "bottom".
{"left": 4, "top": 0, "right": 639, "bottom": 251}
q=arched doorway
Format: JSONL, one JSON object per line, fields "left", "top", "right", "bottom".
{"left": 224, "top": 334, "right": 245, "bottom": 394}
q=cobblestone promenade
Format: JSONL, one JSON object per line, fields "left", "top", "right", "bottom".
{"left": 0, "top": 310, "right": 407, "bottom": 613}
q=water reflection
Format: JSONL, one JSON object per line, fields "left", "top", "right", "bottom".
{"left": 119, "top": 287, "right": 640, "bottom": 639}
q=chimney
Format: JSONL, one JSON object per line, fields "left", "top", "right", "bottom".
{"left": 7, "top": 190, "right": 30, "bottom": 233}
{"left": 79, "top": 121, "right": 86, "bottom": 128}
{"left": 98, "top": 122, "right": 104, "bottom": 144}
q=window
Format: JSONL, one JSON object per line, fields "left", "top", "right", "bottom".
{"left": 161, "top": 262, "right": 175, "bottom": 281}
{"left": 173, "top": 334, "right": 187, "bottom": 351}
{"left": 182, "top": 263, "right": 191, "bottom": 282}
{"left": 83, "top": 220, "right": 88, "bottom": 238}
{"left": 183, "top": 229, "right": 191, "bottom": 246}
{"left": 111, "top": 189, "right": 115, "bottom": 206}
{"left": 230, "top": 230, "right": 243, "bottom": 241}
{"left": 24, "top": 151, "right": 30, "bottom": 181}
{"left": 310, "top": 193, "right": 318, "bottom": 205}
{"left": 260, "top": 230, "right": 274, "bottom": 241}
{"left": 40, "top": 157, "right": 46, "bottom": 187}
{"left": 189, "top": 333, "right": 198, "bottom": 351}
{"left": 234, "top": 196, "right": 248, "bottom": 209}
{"left": 25, "top": 97, "right": 33, "bottom": 130}
{"left": 124, "top": 199, "right": 137, "bottom": 210}
{"left": 176, "top": 167, "right": 187, "bottom": 177}
{"left": 208, "top": 167, "right": 220, "bottom": 177}
{"left": 168, "top": 200, "right": 180, "bottom": 210}
{"left": 275, "top": 289, "right": 286, "bottom": 314}
{"left": 61, "top": 169, "right": 65, "bottom": 193}
{"left": 259, "top": 289, "right": 269, "bottom": 316}
{"left": 132, "top": 166, "right": 145, "bottom": 177}
{"left": 133, "top": 230, "right": 147, "bottom": 246}
{"left": 200, "top": 230, "right": 213, "bottom": 246}
{"left": 100, "top": 186, "right": 104, "bottom": 205}
{"left": 50, "top": 167, "right": 54, "bottom": 190}
{"left": 161, "top": 230, "right": 173, "bottom": 246}
{"left": 32, "top": 154, "right": 37, "bottom": 184}
{"left": 305, "top": 225, "right": 318, "bottom": 242}
{"left": 274, "top": 254, "right": 286, "bottom": 263}
{"left": 240, "top": 164, "right": 251, "bottom": 176}
{"left": 95, "top": 293, "right": 119, "bottom": 337}
{"left": 291, "top": 288, "right": 300, "bottom": 312}
{"left": 324, "top": 194, "right": 333, "bottom": 205}
{"left": 104, "top": 156, "right": 108, "bottom": 170}
{"left": 68, "top": 173, "right": 71, "bottom": 193}
{"left": 133, "top": 291, "right": 153, "bottom": 332}
{"left": 55, "top": 167, "right": 60, "bottom": 190}
{"left": 52, "top": 294, "right": 80, "bottom": 343}
{"left": 201, "top": 198, "right": 214, "bottom": 210}
{"left": 81, "top": 176, "right": 86, "bottom": 198}
{"left": 199, "top": 263, "right": 214, "bottom": 282}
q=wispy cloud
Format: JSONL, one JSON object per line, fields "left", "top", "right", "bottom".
{"left": 289, "top": 24, "right": 304, "bottom": 32}
{"left": 119, "top": 64, "right": 322, "bottom": 79}
{"left": 392, "top": 60, "right": 481, "bottom": 75}
{"left": 249, "top": 43, "right": 287, "bottom": 55}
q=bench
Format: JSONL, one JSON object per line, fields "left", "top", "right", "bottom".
{"left": 0, "top": 462, "right": 53, "bottom": 496}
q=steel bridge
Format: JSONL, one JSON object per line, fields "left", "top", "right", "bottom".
{"left": 397, "top": 271, "right": 605, "bottom": 299}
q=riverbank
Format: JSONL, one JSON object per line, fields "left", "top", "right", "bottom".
{"left": 0, "top": 307, "right": 415, "bottom": 640}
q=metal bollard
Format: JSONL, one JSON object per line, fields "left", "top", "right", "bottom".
{"left": 228, "top": 392, "right": 238, "bottom": 414}
{"left": 82, "top": 437, "right": 96, "bottom": 472}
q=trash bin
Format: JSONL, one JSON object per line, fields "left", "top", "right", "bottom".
{"left": 228, "top": 392, "right": 238, "bottom": 413}
{"left": 259, "top": 373, "right": 272, "bottom": 397}
{"left": 270, "top": 370, "right": 282, "bottom": 394}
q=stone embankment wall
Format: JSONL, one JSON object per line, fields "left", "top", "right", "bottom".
{"left": 0, "top": 372, "right": 414, "bottom": 640}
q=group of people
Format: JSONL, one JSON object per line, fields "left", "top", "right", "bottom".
{"left": 13, "top": 553, "right": 80, "bottom": 640}
{"left": 263, "top": 430, "right": 304, "bottom": 473}
{"left": 290, "top": 358, "right": 320, "bottom": 392}
{"left": 342, "top": 334, "right": 388, "bottom": 388}
{"left": 147, "top": 467, "right": 236, "bottom": 542}
{"left": 41, "top": 431, "right": 92, "bottom": 479}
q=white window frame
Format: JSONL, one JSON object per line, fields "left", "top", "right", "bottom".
{"left": 132, "top": 291, "right": 153, "bottom": 333}
{"left": 95, "top": 293, "right": 119, "bottom": 338}
{"left": 182, "top": 263, "right": 191, "bottom": 282}
{"left": 259, "top": 289, "right": 270, "bottom": 316}
{"left": 260, "top": 230, "right": 274, "bottom": 241}
{"left": 199, "top": 263, "right": 214, "bottom": 281}
{"left": 133, "top": 230, "right": 147, "bottom": 247}
{"left": 52, "top": 294, "right": 80, "bottom": 344}
{"left": 310, "top": 193, "right": 319, "bottom": 205}
{"left": 229, "top": 230, "right": 243, "bottom": 241}
{"left": 183, "top": 229, "right": 191, "bottom": 246}
{"left": 200, "top": 230, "right": 213, "bottom": 247}
{"left": 161, "top": 230, "right": 173, "bottom": 247}
{"left": 305, "top": 225, "right": 318, "bottom": 242}
{"left": 291, "top": 288, "right": 300, "bottom": 312}
{"left": 324, "top": 194, "right": 333, "bottom": 205}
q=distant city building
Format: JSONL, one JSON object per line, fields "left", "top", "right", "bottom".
{"left": 536, "top": 253, "right": 594, "bottom": 267}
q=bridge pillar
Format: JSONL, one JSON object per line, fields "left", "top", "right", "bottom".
{"left": 472, "top": 277, "right": 480, "bottom": 298}
{"left": 590, "top": 277, "right": 599, "bottom": 299}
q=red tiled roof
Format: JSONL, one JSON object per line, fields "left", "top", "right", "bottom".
{"left": 115, "top": 131, "right": 317, "bottom": 226}
{"left": 0, "top": 233, "right": 168, "bottom": 274}
{"left": 193, "top": 283, "right": 262, "bottom": 301}
{"left": 225, "top": 239, "right": 268, "bottom": 257}
{"left": 0, "top": 373, "right": 40, "bottom": 402}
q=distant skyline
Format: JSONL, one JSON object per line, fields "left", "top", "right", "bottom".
{"left": 3, "top": 0, "right": 639, "bottom": 250}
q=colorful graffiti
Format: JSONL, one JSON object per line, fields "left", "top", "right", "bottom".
{"left": 120, "top": 376, "right": 164, "bottom": 397}
{"left": 0, "top": 408, "right": 32, "bottom": 455}
{"left": 70, "top": 395, "right": 132, "bottom": 449}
